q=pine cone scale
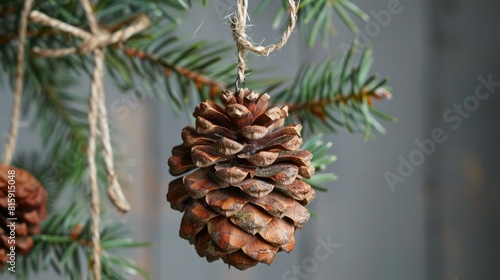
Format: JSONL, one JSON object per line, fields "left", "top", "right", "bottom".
{"left": 236, "top": 178, "right": 274, "bottom": 198}
{"left": 229, "top": 204, "right": 273, "bottom": 235}
{"left": 166, "top": 177, "right": 190, "bottom": 211}
{"left": 222, "top": 250, "right": 258, "bottom": 270}
{"left": 194, "top": 102, "right": 234, "bottom": 129}
{"left": 205, "top": 189, "right": 247, "bottom": 217}
{"left": 241, "top": 235, "right": 278, "bottom": 263}
{"left": 258, "top": 218, "right": 294, "bottom": 246}
{"left": 181, "top": 127, "right": 217, "bottom": 146}
{"left": 208, "top": 216, "right": 251, "bottom": 253}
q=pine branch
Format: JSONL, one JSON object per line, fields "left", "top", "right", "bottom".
{"left": 0, "top": 29, "right": 61, "bottom": 45}
{"left": 113, "top": 27, "right": 242, "bottom": 111}
{"left": 0, "top": 28, "right": 229, "bottom": 101}
{"left": 286, "top": 87, "right": 389, "bottom": 114}
{"left": 19, "top": 64, "right": 117, "bottom": 205}
{"left": 0, "top": 2, "right": 276, "bottom": 109}
{"left": 275, "top": 44, "right": 396, "bottom": 139}
{"left": 6, "top": 25, "right": 394, "bottom": 141}
{"left": 121, "top": 46, "right": 227, "bottom": 98}
{"left": 302, "top": 134, "right": 337, "bottom": 191}
{"left": 6, "top": 203, "right": 152, "bottom": 280}
{"left": 23, "top": 69, "right": 90, "bottom": 180}
{"left": 257, "top": 0, "right": 370, "bottom": 48}
{"left": 43, "top": 82, "right": 88, "bottom": 145}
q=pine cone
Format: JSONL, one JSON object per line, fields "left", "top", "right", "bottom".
{"left": 167, "top": 89, "right": 316, "bottom": 270}
{"left": 0, "top": 164, "right": 48, "bottom": 268}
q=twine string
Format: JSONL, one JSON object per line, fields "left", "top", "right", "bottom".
{"left": 28, "top": 8, "right": 149, "bottom": 214}
{"left": 96, "top": 75, "right": 130, "bottom": 212}
{"left": 231, "top": 0, "right": 299, "bottom": 86}
{"left": 28, "top": 2, "right": 149, "bottom": 279}
{"left": 2, "top": 0, "right": 35, "bottom": 165}
{"left": 79, "top": 1, "right": 103, "bottom": 278}
{"left": 87, "top": 46, "right": 102, "bottom": 280}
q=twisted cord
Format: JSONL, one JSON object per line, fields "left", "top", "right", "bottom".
{"left": 231, "top": 0, "right": 299, "bottom": 84}
{"left": 87, "top": 46, "right": 102, "bottom": 280}
{"left": 3, "top": 0, "right": 35, "bottom": 165}
{"left": 80, "top": 1, "right": 104, "bottom": 277}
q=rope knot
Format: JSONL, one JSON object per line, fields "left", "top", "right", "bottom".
{"left": 77, "top": 29, "right": 110, "bottom": 54}
{"left": 28, "top": 12, "right": 149, "bottom": 58}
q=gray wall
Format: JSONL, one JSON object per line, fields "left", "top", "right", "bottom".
{"left": 1, "top": 0, "right": 499, "bottom": 279}
{"left": 425, "top": 1, "right": 500, "bottom": 279}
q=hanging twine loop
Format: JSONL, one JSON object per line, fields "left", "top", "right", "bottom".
{"left": 2, "top": 0, "right": 35, "bottom": 165}
{"left": 231, "top": 0, "right": 299, "bottom": 88}
{"left": 28, "top": 1, "right": 149, "bottom": 279}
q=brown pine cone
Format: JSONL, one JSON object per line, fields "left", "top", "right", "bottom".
{"left": 0, "top": 164, "right": 48, "bottom": 268}
{"left": 167, "top": 89, "right": 316, "bottom": 270}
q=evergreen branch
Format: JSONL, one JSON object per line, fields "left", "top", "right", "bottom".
{"left": 121, "top": 46, "right": 227, "bottom": 97}
{"left": 117, "top": 42, "right": 284, "bottom": 106}
{"left": 286, "top": 88, "right": 387, "bottom": 113}
{"left": 42, "top": 81, "right": 88, "bottom": 145}
{"left": 114, "top": 29, "right": 242, "bottom": 110}
{"left": 0, "top": 29, "right": 62, "bottom": 45}
{"left": 0, "top": 30, "right": 228, "bottom": 99}
{"left": 257, "top": 0, "right": 369, "bottom": 48}
{"left": 0, "top": 9, "right": 277, "bottom": 107}
{"left": 25, "top": 70, "right": 90, "bottom": 182}
{"left": 5, "top": 204, "right": 151, "bottom": 280}
{"left": 21, "top": 65, "right": 114, "bottom": 200}
{"left": 275, "top": 44, "right": 396, "bottom": 139}
{"left": 302, "top": 134, "right": 337, "bottom": 191}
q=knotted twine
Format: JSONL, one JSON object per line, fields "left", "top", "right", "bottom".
{"left": 25, "top": 1, "right": 149, "bottom": 279}
{"left": 231, "top": 0, "right": 300, "bottom": 87}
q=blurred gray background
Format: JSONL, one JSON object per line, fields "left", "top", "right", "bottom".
{"left": 1, "top": 0, "right": 499, "bottom": 279}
